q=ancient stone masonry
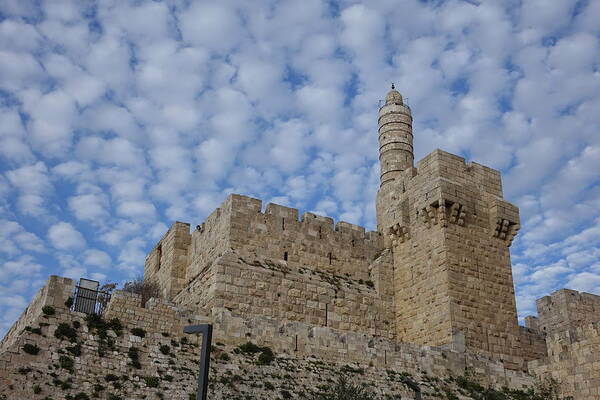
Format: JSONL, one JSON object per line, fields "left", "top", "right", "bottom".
{"left": 2, "top": 86, "right": 599, "bottom": 399}
{"left": 529, "top": 324, "right": 600, "bottom": 400}
{"left": 525, "top": 289, "right": 600, "bottom": 400}
{"left": 529, "top": 288, "right": 600, "bottom": 335}
{"left": 1, "top": 276, "right": 543, "bottom": 400}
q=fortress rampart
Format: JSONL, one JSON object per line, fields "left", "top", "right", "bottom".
{"left": 144, "top": 194, "right": 394, "bottom": 339}
{"left": 0, "top": 276, "right": 538, "bottom": 400}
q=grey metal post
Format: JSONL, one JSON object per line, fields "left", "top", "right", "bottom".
{"left": 401, "top": 376, "right": 422, "bottom": 400}
{"left": 184, "top": 324, "right": 213, "bottom": 400}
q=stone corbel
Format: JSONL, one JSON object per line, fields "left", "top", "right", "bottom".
{"left": 493, "top": 218, "right": 520, "bottom": 246}
{"left": 489, "top": 198, "right": 520, "bottom": 246}
{"left": 448, "top": 202, "right": 466, "bottom": 226}
{"left": 388, "top": 223, "right": 410, "bottom": 246}
{"left": 421, "top": 199, "right": 466, "bottom": 228}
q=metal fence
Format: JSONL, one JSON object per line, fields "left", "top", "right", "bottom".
{"left": 70, "top": 284, "right": 111, "bottom": 315}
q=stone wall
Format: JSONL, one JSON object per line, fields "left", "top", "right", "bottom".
{"left": 0, "top": 275, "right": 74, "bottom": 354}
{"left": 534, "top": 289, "right": 600, "bottom": 335}
{"left": 1, "top": 275, "right": 550, "bottom": 400}
{"left": 211, "top": 307, "right": 535, "bottom": 390}
{"left": 529, "top": 323, "right": 600, "bottom": 400}
{"left": 222, "top": 194, "right": 384, "bottom": 280}
{"left": 144, "top": 221, "right": 192, "bottom": 300}
{"left": 174, "top": 250, "right": 397, "bottom": 339}
{"left": 2, "top": 275, "right": 548, "bottom": 400}
{"left": 377, "top": 150, "right": 525, "bottom": 367}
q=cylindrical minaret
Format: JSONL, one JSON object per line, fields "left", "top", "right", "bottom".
{"left": 378, "top": 85, "right": 414, "bottom": 187}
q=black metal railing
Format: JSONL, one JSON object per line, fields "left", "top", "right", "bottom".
{"left": 70, "top": 285, "right": 111, "bottom": 315}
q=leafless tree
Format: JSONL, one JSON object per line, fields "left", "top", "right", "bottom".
{"left": 123, "top": 275, "right": 161, "bottom": 307}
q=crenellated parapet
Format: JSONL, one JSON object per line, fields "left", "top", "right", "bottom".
{"left": 145, "top": 194, "right": 384, "bottom": 302}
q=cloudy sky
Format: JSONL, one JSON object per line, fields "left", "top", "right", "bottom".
{"left": 1, "top": 0, "right": 599, "bottom": 336}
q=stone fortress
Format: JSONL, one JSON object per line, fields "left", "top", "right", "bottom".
{"left": 1, "top": 87, "right": 599, "bottom": 399}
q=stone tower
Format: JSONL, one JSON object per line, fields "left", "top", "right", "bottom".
{"left": 377, "top": 86, "right": 523, "bottom": 366}
{"left": 377, "top": 84, "right": 414, "bottom": 190}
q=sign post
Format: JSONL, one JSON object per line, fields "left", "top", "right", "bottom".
{"left": 183, "top": 324, "right": 213, "bottom": 400}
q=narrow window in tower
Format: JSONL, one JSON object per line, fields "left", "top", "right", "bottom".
{"left": 282, "top": 217, "right": 285, "bottom": 230}
{"left": 318, "top": 226, "right": 322, "bottom": 239}
{"left": 156, "top": 244, "right": 162, "bottom": 271}
{"left": 328, "top": 252, "right": 332, "bottom": 265}
{"left": 351, "top": 239, "right": 355, "bottom": 247}
{"left": 283, "top": 252, "right": 288, "bottom": 261}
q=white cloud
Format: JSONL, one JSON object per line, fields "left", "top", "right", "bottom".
{"left": 48, "top": 222, "right": 86, "bottom": 251}
{"left": 5, "top": 161, "right": 52, "bottom": 215}
{"left": 179, "top": 2, "right": 242, "bottom": 53}
{"left": 83, "top": 249, "right": 112, "bottom": 269}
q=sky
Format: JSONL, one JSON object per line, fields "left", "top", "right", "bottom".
{"left": 0, "top": 0, "right": 599, "bottom": 337}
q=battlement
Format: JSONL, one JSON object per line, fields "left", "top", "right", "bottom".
{"left": 531, "top": 288, "right": 600, "bottom": 335}
{"left": 145, "top": 194, "right": 385, "bottom": 302}
{"left": 224, "top": 194, "right": 384, "bottom": 280}
{"left": 227, "top": 193, "right": 379, "bottom": 240}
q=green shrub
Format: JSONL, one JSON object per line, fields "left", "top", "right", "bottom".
{"left": 236, "top": 341, "right": 262, "bottom": 354}
{"left": 42, "top": 306, "right": 55, "bottom": 315}
{"left": 64, "top": 297, "right": 74, "bottom": 308}
{"left": 22, "top": 343, "right": 40, "bottom": 355}
{"left": 58, "top": 355, "right": 74, "bottom": 373}
{"left": 85, "top": 315, "right": 122, "bottom": 336}
{"left": 128, "top": 347, "right": 141, "bottom": 369}
{"left": 180, "top": 337, "right": 189, "bottom": 345}
{"left": 144, "top": 376, "right": 160, "bottom": 388}
{"left": 281, "top": 390, "right": 292, "bottom": 399}
{"left": 73, "top": 393, "right": 89, "bottom": 400}
{"left": 257, "top": 347, "right": 275, "bottom": 365}
{"left": 130, "top": 328, "right": 146, "bottom": 338}
{"left": 33, "top": 385, "right": 42, "bottom": 394}
{"left": 234, "top": 341, "right": 275, "bottom": 365}
{"left": 159, "top": 344, "right": 170, "bottom": 355}
{"left": 66, "top": 343, "right": 82, "bottom": 357}
{"left": 163, "top": 375, "right": 174, "bottom": 382}
{"left": 18, "top": 367, "right": 32, "bottom": 374}
{"left": 108, "top": 318, "right": 123, "bottom": 336}
{"left": 24, "top": 326, "right": 42, "bottom": 335}
{"left": 310, "top": 376, "right": 376, "bottom": 400}
{"left": 104, "top": 374, "right": 119, "bottom": 382}
{"left": 93, "top": 384, "right": 105, "bottom": 392}
{"left": 54, "top": 323, "right": 77, "bottom": 342}
{"left": 264, "top": 382, "right": 275, "bottom": 390}
{"left": 219, "top": 352, "right": 231, "bottom": 361}
{"left": 107, "top": 395, "right": 122, "bottom": 400}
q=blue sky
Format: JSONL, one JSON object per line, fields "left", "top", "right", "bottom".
{"left": 1, "top": 0, "right": 599, "bottom": 337}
